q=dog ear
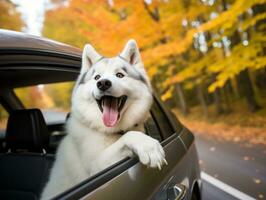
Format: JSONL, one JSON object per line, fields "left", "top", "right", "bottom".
{"left": 120, "top": 39, "right": 142, "bottom": 65}
{"left": 81, "top": 44, "right": 102, "bottom": 74}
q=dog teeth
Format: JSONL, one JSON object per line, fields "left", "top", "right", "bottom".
{"left": 118, "top": 99, "right": 122, "bottom": 107}
{"left": 101, "top": 99, "right": 104, "bottom": 107}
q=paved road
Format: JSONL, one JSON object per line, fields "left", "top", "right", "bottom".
{"left": 201, "top": 180, "right": 238, "bottom": 200}
{"left": 195, "top": 135, "right": 266, "bottom": 200}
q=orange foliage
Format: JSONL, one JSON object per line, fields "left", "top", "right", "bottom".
{"left": 43, "top": 0, "right": 266, "bottom": 97}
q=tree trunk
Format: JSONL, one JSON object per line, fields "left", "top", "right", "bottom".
{"left": 223, "top": 81, "right": 233, "bottom": 112}
{"left": 211, "top": 75, "right": 224, "bottom": 114}
{"left": 255, "top": 69, "right": 266, "bottom": 92}
{"left": 175, "top": 83, "right": 189, "bottom": 115}
{"left": 237, "top": 69, "right": 260, "bottom": 112}
{"left": 213, "top": 88, "right": 224, "bottom": 114}
{"left": 196, "top": 84, "right": 208, "bottom": 117}
{"left": 230, "top": 78, "right": 240, "bottom": 99}
{"left": 229, "top": 14, "right": 261, "bottom": 112}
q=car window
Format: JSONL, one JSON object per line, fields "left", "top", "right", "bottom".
{"left": 14, "top": 82, "right": 74, "bottom": 124}
{"left": 0, "top": 104, "right": 8, "bottom": 136}
{"left": 151, "top": 100, "right": 175, "bottom": 140}
{"left": 145, "top": 114, "right": 163, "bottom": 142}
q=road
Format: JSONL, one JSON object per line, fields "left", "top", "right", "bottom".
{"left": 201, "top": 180, "right": 238, "bottom": 200}
{"left": 195, "top": 135, "right": 266, "bottom": 200}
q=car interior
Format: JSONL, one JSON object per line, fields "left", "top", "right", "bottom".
{"left": 0, "top": 108, "right": 54, "bottom": 200}
{"left": 0, "top": 68, "right": 177, "bottom": 199}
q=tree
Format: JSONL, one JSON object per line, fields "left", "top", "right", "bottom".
{"left": 0, "top": 0, "right": 23, "bottom": 31}
{"left": 43, "top": 0, "right": 266, "bottom": 114}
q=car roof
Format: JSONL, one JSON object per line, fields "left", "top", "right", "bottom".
{"left": 0, "top": 29, "right": 82, "bottom": 88}
{"left": 0, "top": 29, "right": 82, "bottom": 56}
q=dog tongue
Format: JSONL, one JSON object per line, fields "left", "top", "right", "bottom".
{"left": 102, "top": 97, "right": 119, "bottom": 127}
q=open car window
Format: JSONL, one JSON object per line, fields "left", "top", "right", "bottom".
{"left": 14, "top": 82, "right": 74, "bottom": 124}
{"left": 150, "top": 99, "right": 175, "bottom": 140}
{"left": 145, "top": 113, "right": 163, "bottom": 142}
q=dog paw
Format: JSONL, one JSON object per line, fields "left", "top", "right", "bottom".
{"left": 122, "top": 131, "right": 167, "bottom": 170}
{"left": 136, "top": 139, "right": 167, "bottom": 170}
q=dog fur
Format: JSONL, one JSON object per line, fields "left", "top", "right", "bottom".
{"left": 41, "top": 40, "right": 166, "bottom": 200}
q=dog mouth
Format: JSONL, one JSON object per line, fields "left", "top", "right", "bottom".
{"left": 96, "top": 95, "right": 127, "bottom": 127}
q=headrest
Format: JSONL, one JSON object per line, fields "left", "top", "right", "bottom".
{"left": 6, "top": 109, "right": 49, "bottom": 152}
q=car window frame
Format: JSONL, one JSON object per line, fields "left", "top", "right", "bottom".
{"left": 145, "top": 111, "right": 164, "bottom": 142}
{"left": 150, "top": 99, "right": 174, "bottom": 140}
{"left": 153, "top": 95, "right": 183, "bottom": 135}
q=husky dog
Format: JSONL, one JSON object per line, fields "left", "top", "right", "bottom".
{"left": 41, "top": 40, "right": 167, "bottom": 200}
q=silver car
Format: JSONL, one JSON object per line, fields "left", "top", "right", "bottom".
{"left": 0, "top": 29, "right": 201, "bottom": 200}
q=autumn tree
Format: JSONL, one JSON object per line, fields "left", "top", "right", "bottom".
{"left": 0, "top": 0, "right": 23, "bottom": 31}
{"left": 43, "top": 0, "right": 266, "bottom": 115}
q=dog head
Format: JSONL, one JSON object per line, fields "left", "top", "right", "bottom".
{"left": 71, "top": 39, "right": 153, "bottom": 133}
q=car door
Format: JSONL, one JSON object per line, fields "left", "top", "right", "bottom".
{"left": 54, "top": 97, "right": 191, "bottom": 200}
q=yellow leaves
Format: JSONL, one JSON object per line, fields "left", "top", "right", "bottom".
{"left": 161, "top": 86, "right": 174, "bottom": 101}
{"left": 163, "top": 74, "right": 181, "bottom": 88}
{"left": 44, "top": 0, "right": 209, "bottom": 71}
{"left": 198, "top": 0, "right": 266, "bottom": 33}
{"left": 161, "top": 29, "right": 266, "bottom": 94}
{"left": 207, "top": 35, "right": 266, "bottom": 92}
{"left": 163, "top": 50, "right": 218, "bottom": 88}
{"left": 253, "top": 57, "right": 266, "bottom": 70}
{"left": 241, "top": 12, "right": 266, "bottom": 31}
{"left": 44, "top": 82, "right": 74, "bottom": 109}
{"left": 14, "top": 82, "right": 74, "bottom": 111}
{"left": 147, "top": 66, "right": 158, "bottom": 79}
{"left": 42, "top": 0, "right": 266, "bottom": 98}
{"left": 142, "top": 28, "right": 196, "bottom": 66}
{"left": 0, "top": 1, "right": 23, "bottom": 31}
{"left": 15, "top": 86, "right": 54, "bottom": 109}
{"left": 208, "top": 77, "right": 228, "bottom": 93}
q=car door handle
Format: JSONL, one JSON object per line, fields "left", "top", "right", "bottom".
{"left": 167, "top": 183, "right": 187, "bottom": 200}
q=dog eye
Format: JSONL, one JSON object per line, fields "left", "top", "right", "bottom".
{"left": 116, "top": 73, "right": 124, "bottom": 78}
{"left": 94, "top": 75, "right": 101, "bottom": 80}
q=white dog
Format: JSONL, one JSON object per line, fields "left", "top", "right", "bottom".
{"left": 41, "top": 40, "right": 167, "bottom": 200}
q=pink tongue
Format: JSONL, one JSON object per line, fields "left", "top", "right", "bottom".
{"left": 102, "top": 99, "right": 119, "bottom": 127}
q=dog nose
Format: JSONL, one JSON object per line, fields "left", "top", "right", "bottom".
{"left": 97, "top": 79, "right": 112, "bottom": 91}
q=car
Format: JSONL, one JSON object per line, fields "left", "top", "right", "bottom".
{"left": 0, "top": 29, "right": 201, "bottom": 200}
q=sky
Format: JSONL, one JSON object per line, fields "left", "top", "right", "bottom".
{"left": 10, "top": 0, "right": 51, "bottom": 36}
